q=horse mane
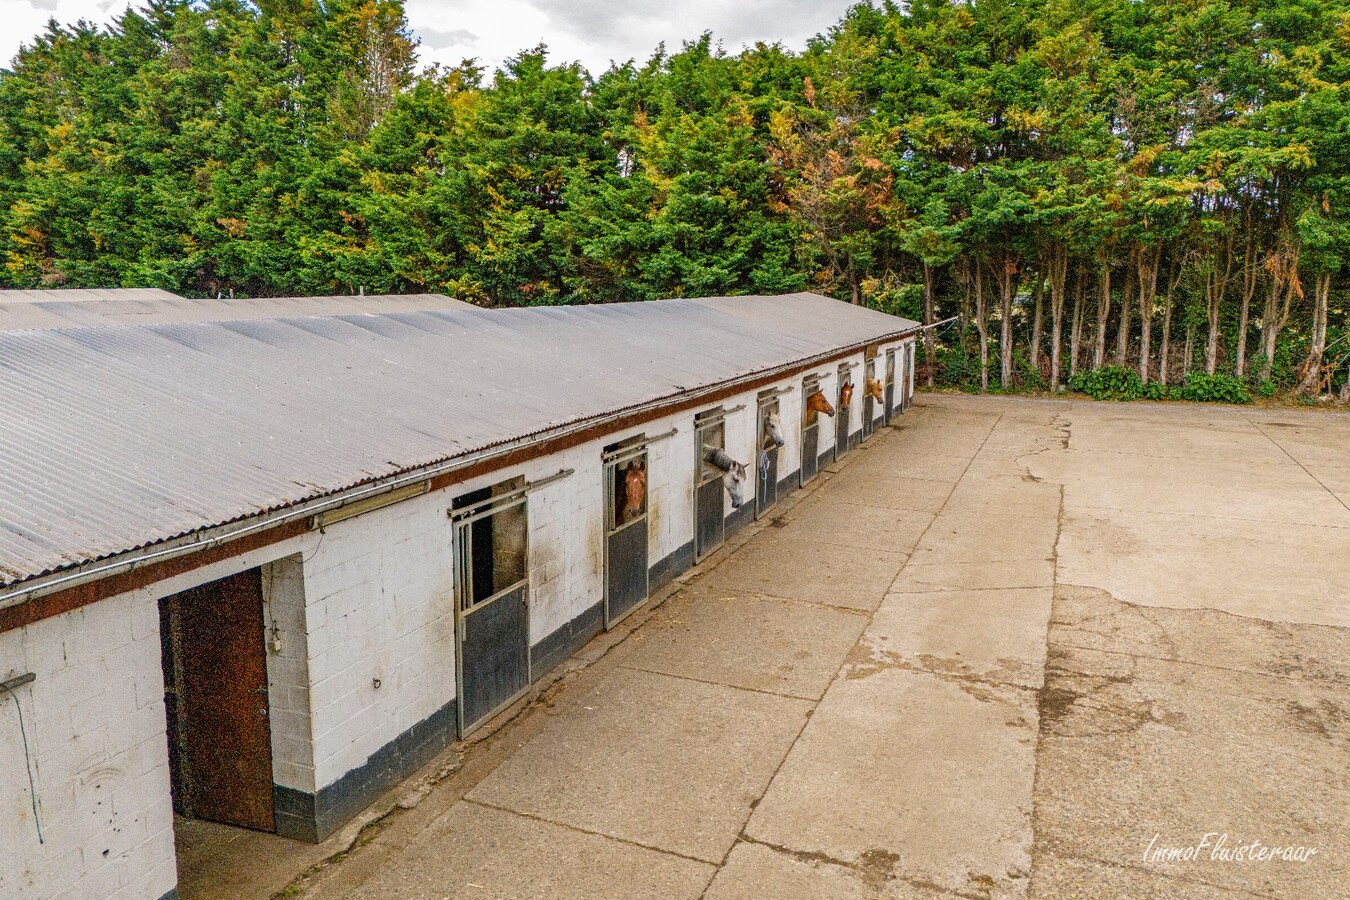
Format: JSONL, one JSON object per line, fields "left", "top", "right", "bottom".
{"left": 703, "top": 446, "right": 738, "bottom": 473}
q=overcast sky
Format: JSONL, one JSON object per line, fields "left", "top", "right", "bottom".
{"left": 2, "top": 0, "right": 857, "bottom": 75}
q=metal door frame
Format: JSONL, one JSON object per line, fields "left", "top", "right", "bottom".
{"left": 903, "top": 342, "right": 913, "bottom": 410}
{"left": 602, "top": 440, "right": 650, "bottom": 628}
{"left": 884, "top": 348, "right": 897, "bottom": 423}
{"left": 800, "top": 375, "right": 823, "bottom": 486}
{"left": 862, "top": 355, "right": 877, "bottom": 439}
{"left": 755, "top": 391, "right": 785, "bottom": 519}
{"left": 835, "top": 362, "right": 854, "bottom": 461}
{"left": 452, "top": 491, "right": 531, "bottom": 737}
{"left": 694, "top": 407, "right": 736, "bottom": 561}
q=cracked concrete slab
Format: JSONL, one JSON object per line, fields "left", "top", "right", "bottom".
{"left": 888, "top": 558, "right": 1056, "bottom": 594}
{"left": 812, "top": 473, "right": 955, "bottom": 514}
{"left": 1035, "top": 635, "right": 1349, "bottom": 898}
{"left": 705, "top": 841, "right": 950, "bottom": 899}
{"left": 866, "top": 587, "right": 1054, "bottom": 689}
{"left": 1051, "top": 506, "right": 1349, "bottom": 627}
{"left": 332, "top": 800, "right": 714, "bottom": 899}
{"left": 697, "top": 534, "right": 908, "bottom": 612}
{"left": 770, "top": 498, "right": 936, "bottom": 553}
{"left": 610, "top": 587, "right": 868, "bottom": 700}
{"left": 745, "top": 668, "right": 1039, "bottom": 900}
{"left": 466, "top": 667, "right": 812, "bottom": 863}
{"left": 356, "top": 798, "right": 718, "bottom": 895}
{"left": 910, "top": 507, "right": 1059, "bottom": 565}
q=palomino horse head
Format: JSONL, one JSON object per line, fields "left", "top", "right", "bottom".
{"left": 762, "top": 410, "right": 786, "bottom": 448}
{"left": 703, "top": 446, "right": 748, "bottom": 508}
{"left": 621, "top": 459, "right": 647, "bottom": 523}
{"left": 804, "top": 390, "right": 835, "bottom": 423}
{"left": 840, "top": 380, "right": 855, "bottom": 408}
{"left": 864, "top": 378, "right": 884, "bottom": 402}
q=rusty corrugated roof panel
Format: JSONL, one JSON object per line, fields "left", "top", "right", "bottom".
{"left": 0, "top": 292, "right": 474, "bottom": 331}
{"left": 0, "top": 292, "right": 916, "bottom": 587}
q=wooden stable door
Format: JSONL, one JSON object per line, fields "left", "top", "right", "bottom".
{"left": 161, "top": 569, "right": 275, "bottom": 831}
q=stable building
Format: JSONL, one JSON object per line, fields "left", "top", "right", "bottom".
{"left": 0, "top": 292, "right": 917, "bottom": 900}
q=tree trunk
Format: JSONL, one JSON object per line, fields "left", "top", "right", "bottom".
{"left": 1158, "top": 293, "right": 1173, "bottom": 385}
{"left": 1136, "top": 245, "right": 1161, "bottom": 384}
{"left": 1258, "top": 246, "right": 1300, "bottom": 384}
{"left": 922, "top": 261, "right": 937, "bottom": 387}
{"left": 1297, "top": 272, "right": 1331, "bottom": 395}
{"left": 1117, "top": 263, "right": 1134, "bottom": 366}
{"left": 1236, "top": 233, "right": 1258, "bottom": 378}
{"left": 1093, "top": 262, "right": 1111, "bottom": 369}
{"left": 974, "top": 263, "right": 989, "bottom": 393}
{"left": 1030, "top": 274, "right": 1044, "bottom": 373}
{"left": 1203, "top": 234, "right": 1234, "bottom": 376}
{"left": 1183, "top": 323, "right": 1195, "bottom": 380}
{"left": 1069, "top": 272, "right": 1085, "bottom": 378}
{"left": 1047, "top": 252, "right": 1067, "bottom": 390}
{"left": 998, "top": 257, "right": 1017, "bottom": 389}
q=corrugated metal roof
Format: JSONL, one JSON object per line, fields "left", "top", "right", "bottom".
{"left": 0, "top": 293, "right": 916, "bottom": 588}
{"left": 0, "top": 292, "right": 473, "bottom": 331}
{"left": 0, "top": 288, "right": 183, "bottom": 304}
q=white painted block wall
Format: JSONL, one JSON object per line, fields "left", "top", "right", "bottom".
{"left": 0, "top": 592, "right": 176, "bottom": 900}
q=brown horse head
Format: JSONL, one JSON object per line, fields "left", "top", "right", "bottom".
{"left": 864, "top": 378, "right": 884, "bottom": 402}
{"left": 805, "top": 390, "right": 835, "bottom": 423}
{"left": 840, "top": 381, "right": 854, "bottom": 408}
{"left": 621, "top": 459, "right": 646, "bottom": 523}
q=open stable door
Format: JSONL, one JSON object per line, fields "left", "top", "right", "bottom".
{"left": 160, "top": 568, "right": 275, "bottom": 831}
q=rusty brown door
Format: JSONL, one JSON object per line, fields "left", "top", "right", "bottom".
{"left": 162, "top": 568, "right": 275, "bottom": 831}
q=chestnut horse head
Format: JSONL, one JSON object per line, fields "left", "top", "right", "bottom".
{"left": 621, "top": 459, "right": 646, "bottom": 523}
{"left": 804, "top": 390, "right": 835, "bottom": 423}
{"left": 840, "top": 380, "right": 855, "bottom": 408}
{"left": 762, "top": 410, "right": 786, "bottom": 448}
{"left": 864, "top": 378, "right": 884, "bottom": 402}
{"left": 703, "top": 446, "right": 748, "bottom": 508}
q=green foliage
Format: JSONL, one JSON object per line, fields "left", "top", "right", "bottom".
{"left": 0, "top": 0, "right": 1344, "bottom": 410}
{"left": 1069, "top": 366, "right": 1145, "bottom": 401}
{"left": 1177, "top": 374, "right": 1253, "bottom": 404}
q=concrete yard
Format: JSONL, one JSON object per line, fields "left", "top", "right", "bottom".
{"left": 264, "top": 394, "right": 1348, "bottom": 899}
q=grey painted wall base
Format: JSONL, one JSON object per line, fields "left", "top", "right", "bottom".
{"left": 724, "top": 501, "right": 755, "bottom": 537}
{"left": 275, "top": 696, "right": 458, "bottom": 843}
{"left": 650, "top": 541, "right": 694, "bottom": 591}
{"left": 530, "top": 600, "right": 603, "bottom": 677}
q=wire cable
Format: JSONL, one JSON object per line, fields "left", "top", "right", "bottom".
{"left": 1, "top": 681, "right": 44, "bottom": 844}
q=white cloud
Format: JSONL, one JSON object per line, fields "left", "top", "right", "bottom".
{"left": 2, "top": 0, "right": 855, "bottom": 75}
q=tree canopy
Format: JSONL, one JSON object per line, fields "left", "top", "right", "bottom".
{"left": 2, "top": 0, "right": 1347, "bottom": 397}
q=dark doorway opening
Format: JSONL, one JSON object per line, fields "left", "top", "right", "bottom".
{"left": 159, "top": 568, "right": 275, "bottom": 832}
{"left": 452, "top": 477, "right": 530, "bottom": 736}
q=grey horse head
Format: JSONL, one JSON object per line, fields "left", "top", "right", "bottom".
{"left": 703, "top": 446, "right": 749, "bottom": 508}
{"left": 763, "top": 410, "right": 786, "bottom": 448}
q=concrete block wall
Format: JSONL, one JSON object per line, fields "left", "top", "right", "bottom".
{"left": 0, "top": 590, "right": 176, "bottom": 900}
{"left": 301, "top": 494, "right": 456, "bottom": 792}
{"left": 260, "top": 555, "right": 315, "bottom": 797}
